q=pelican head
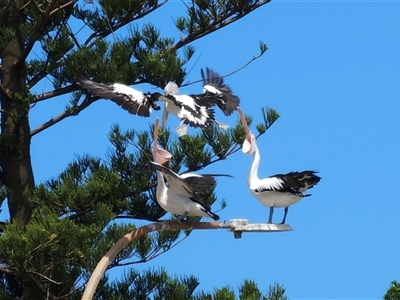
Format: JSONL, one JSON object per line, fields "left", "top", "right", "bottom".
{"left": 152, "top": 118, "right": 172, "bottom": 164}
{"left": 164, "top": 81, "right": 179, "bottom": 96}
{"left": 237, "top": 108, "right": 257, "bottom": 155}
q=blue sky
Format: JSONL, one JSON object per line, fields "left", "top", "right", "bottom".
{"left": 2, "top": 0, "right": 400, "bottom": 299}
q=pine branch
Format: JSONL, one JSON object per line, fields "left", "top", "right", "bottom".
{"left": 83, "top": 0, "right": 168, "bottom": 48}
{"left": 30, "top": 96, "right": 99, "bottom": 136}
{"left": 170, "top": 0, "right": 271, "bottom": 52}
{"left": 32, "top": 84, "right": 78, "bottom": 103}
{"left": 17, "top": 0, "right": 77, "bottom": 67}
{"left": 181, "top": 43, "right": 268, "bottom": 87}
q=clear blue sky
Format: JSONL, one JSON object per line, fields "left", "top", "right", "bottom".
{"left": 2, "top": 1, "right": 400, "bottom": 299}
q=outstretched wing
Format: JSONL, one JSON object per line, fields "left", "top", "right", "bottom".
{"left": 79, "top": 78, "right": 160, "bottom": 117}
{"left": 201, "top": 67, "right": 240, "bottom": 116}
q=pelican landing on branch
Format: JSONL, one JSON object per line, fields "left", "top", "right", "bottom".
{"left": 237, "top": 108, "right": 321, "bottom": 224}
{"left": 150, "top": 119, "right": 226, "bottom": 221}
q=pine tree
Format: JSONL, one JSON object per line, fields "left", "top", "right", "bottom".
{"left": 0, "top": 0, "right": 283, "bottom": 298}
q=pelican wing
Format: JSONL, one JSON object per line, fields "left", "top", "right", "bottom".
{"left": 79, "top": 78, "right": 160, "bottom": 117}
{"left": 162, "top": 94, "right": 215, "bottom": 128}
{"left": 201, "top": 67, "right": 240, "bottom": 116}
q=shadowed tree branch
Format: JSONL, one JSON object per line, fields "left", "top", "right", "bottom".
{"left": 30, "top": 96, "right": 99, "bottom": 136}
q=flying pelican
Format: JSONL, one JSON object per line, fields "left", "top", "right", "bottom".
{"left": 237, "top": 108, "right": 321, "bottom": 224}
{"left": 79, "top": 78, "right": 215, "bottom": 132}
{"left": 78, "top": 78, "right": 161, "bottom": 117}
{"left": 161, "top": 68, "right": 240, "bottom": 133}
{"left": 151, "top": 119, "right": 221, "bottom": 221}
{"left": 161, "top": 81, "right": 216, "bottom": 134}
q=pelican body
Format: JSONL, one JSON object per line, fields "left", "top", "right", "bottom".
{"left": 238, "top": 108, "right": 321, "bottom": 224}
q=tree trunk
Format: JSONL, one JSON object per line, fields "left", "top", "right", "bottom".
{"left": 0, "top": 2, "right": 34, "bottom": 225}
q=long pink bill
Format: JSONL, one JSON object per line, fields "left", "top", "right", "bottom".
{"left": 152, "top": 118, "right": 172, "bottom": 164}
{"left": 237, "top": 108, "right": 254, "bottom": 155}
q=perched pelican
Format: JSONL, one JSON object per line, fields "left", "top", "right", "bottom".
{"left": 151, "top": 119, "right": 221, "bottom": 221}
{"left": 237, "top": 108, "right": 321, "bottom": 224}
{"left": 78, "top": 78, "right": 161, "bottom": 117}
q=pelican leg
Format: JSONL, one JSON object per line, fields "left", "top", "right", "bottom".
{"left": 161, "top": 103, "right": 169, "bottom": 129}
{"left": 268, "top": 207, "right": 274, "bottom": 223}
{"left": 281, "top": 207, "right": 289, "bottom": 224}
{"left": 175, "top": 211, "right": 189, "bottom": 222}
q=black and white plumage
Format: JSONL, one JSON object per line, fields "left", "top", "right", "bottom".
{"left": 151, "top": 119, "right": 222, "bottom": 221}
{"left": 78, "top": 78, "right": 161, "bottom": 117}
{"left": 237, "top": 108, "right": 321, "bottom": 224}
{"left": 201, "top": 67, "right": 240, "bottom": 116}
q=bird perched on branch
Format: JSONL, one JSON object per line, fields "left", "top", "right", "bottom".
{"left": 150, "top": 119, "right": 227, "bottom": 221}
{"left": 237, "top": 108, "right": 321, "bottom": 224}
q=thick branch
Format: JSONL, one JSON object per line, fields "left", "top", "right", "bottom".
{"left": 81, "top": 221, "right": 229, "bottom": 300}
{"left": 30, "top": 96, "right": 99, "bottom": 136}
{"left": 32, "top": 84, "right": 77, "bottom": 103}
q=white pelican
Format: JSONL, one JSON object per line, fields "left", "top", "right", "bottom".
{"left": 78, "top": 78, "right": 161, "bottom": 117}
{"left": 151, "top": 119, "right": 221, "bottom": 221}
{"left": 237, "top": 108, "right": 321, "bottom": 224}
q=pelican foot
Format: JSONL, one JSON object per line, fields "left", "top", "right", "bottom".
{"left": 215, "top": 120, "right": 229, "bottom": 130}
{"left": 176, "top": 125, "right": 188, "bottom": 137}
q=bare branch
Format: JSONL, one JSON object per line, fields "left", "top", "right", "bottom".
{"left": 49, "top": 0, "right": 76, "bottom": 17}
{"left": 0, "top": 266, "right": 14, "bottom": 275}
{"left": 27, "top": 273, "right": 57, "bottom": 300}
{"left": 0, "top": 1, "right": 14, "bottom": 21}
{"left": 29, "top": 271, "right": 61, "bottom": 285}
{"left": 181, "top": 50, "right": 266, "bottom": 88}
{"left": 30, "top": 96, "right": 99, "bottom": 136}
{"left": 32, "top": 84, "right": 78, "bottom": 103}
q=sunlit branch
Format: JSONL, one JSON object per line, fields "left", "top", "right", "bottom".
{"left": 82, "top": 221, "right": 229, "bottom": 300}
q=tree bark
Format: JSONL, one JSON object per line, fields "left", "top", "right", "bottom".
{"left": 0, "top": 2, "right": 34, "bottom": 225}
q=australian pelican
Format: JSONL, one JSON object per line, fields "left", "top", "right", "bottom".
{"left": 161, "top": 68, "right": 240, "bottom": 133}
{"left": 151, "top": 119, "right": 222, "bottom": 221}
{"left": 78, "top": 78, "right": 161, "bottom": 117}
{"left": 237, "top": 108, "right": 321, "bottom": 224}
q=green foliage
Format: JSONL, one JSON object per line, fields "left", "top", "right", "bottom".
{"left": 0, "top": 0, "right": 276, "bottom": 298}
{"left": 383, "top": 281, "right": 400, "bottom": 300}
